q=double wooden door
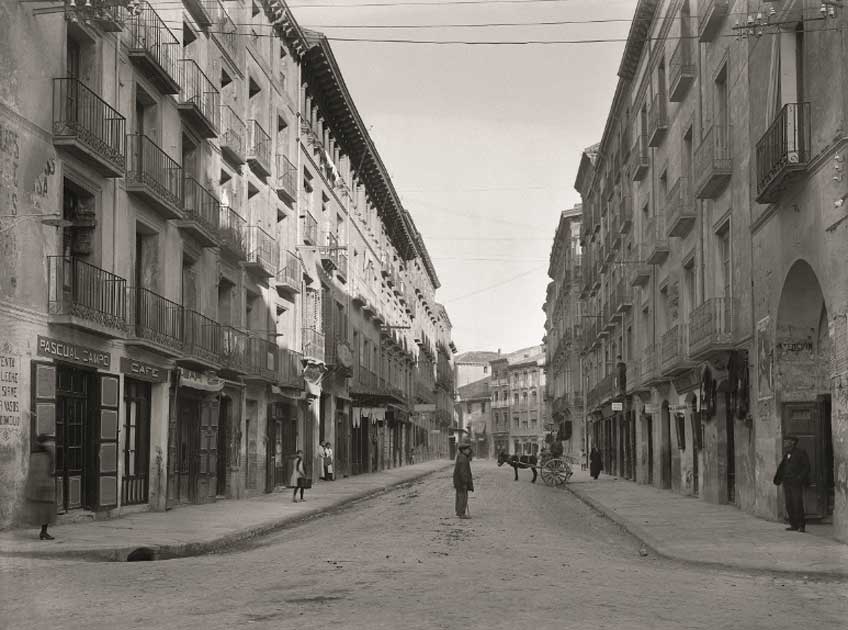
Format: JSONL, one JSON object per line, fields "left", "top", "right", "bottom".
{"left": 782, "top": 398, "right": 834, "bottom": 519}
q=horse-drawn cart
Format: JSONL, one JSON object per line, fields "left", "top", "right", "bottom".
{"left": 538, "top": 455, "right": 576, "bottom": 487}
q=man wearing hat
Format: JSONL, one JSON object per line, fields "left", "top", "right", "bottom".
{"left": 773, "top": 434, "right": 811, "bottom": 532}
{"left": 454, "top": 439, "right": 474, "bottom": 519}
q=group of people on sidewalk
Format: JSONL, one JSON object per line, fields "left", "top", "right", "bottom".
{"left": 290, "top": 442, "right": 336, "bottom": 504}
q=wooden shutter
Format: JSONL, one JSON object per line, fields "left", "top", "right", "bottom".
{"left": 97, "top": 374, "right": 120, "bottom": 510}
{"left": 199, "top": 397, "right": 219, "bottom": 502}
{"left": 31, "top": 362, "right": 57, "bottom": 447}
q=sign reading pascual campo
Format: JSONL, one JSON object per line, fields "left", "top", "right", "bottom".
{"left": 37, "top": 336, "right": 111, "bottom": 369}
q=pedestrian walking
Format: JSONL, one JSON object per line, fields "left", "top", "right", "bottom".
{"left": 589, "top": 447, "right": 603, "bottom": 480}
{"left": 323, "top": 441, "right": 335, "bottom": 481}
{"left": 317, "top": 443, "right": 327, "bottom": 480}
{"left": 454, "top": 439, "right": 474, "bottom": 519}
{"left": 291, "top": 450, "right": 309, "bottom": 503}
{"left": 26, "top": 433, "right": 56, "bottom": 540}
{"left": 773, "top": 435, "right": 811, "bottom": 532}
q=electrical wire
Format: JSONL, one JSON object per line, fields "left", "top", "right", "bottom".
{"left": 440, "top": 264, "right": 547, "bottom": 304}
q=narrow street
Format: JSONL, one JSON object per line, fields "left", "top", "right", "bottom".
{"left": 2, "top": 462, "right": 846, "bottom": 630}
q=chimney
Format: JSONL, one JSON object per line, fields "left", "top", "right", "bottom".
{"left": 497, "top": 348, "right": 501, "bottom": 355}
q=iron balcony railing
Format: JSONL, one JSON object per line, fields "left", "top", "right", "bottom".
{"left": 247, "top": 335, "right": 276, "bottom": 380}
{"left": 301, "top": 210, "right": 318, "bottom": 245}
{"left": 644, "top": 214, "right": 669, "bottom": 264}
{"left": 245, "top": 225, "right": 278, "bottom": 275}
{"left": 642, "top": 343, "right": 660, "bottom": 383}
{"left": 247, "top": 119, "right": 271, "bottom": 176}
{"left": 47, "top": 256, "right": 128, "bottom": 332}
{"left": 183, "top": 176, "right": 220, "bottom": 231}
{"left": 123, "top": 1, "right": 180, "bottom": 93}
{"left": 666, "top": 176, "right": 696, "bottom": 237}
{"left": 130, "top": 287, "right": 184, "bottom": 349}
{"left": 178, "top": 58, "right": 220, "bottom": 135}
{"left": 694, "top": 123, "right": 732, "bottom": 199}
{"left": 183, "top": 309, "right": 222, "bottom": 364}
{"left": 52, "top": 77, "right": 126, "bottom": 175}
{"left": 661, "top": 324, "right": 690, "bottom": 373}
{"left": 302, "top": 326, "right": 325, "bottom": 363}
{"left": 630, "top": 134, "right": 649, "bottom": 181}
{"left": 276, "top": 251, "right": 300, "bottom": 291}
{"left": 625, "top": 359, "right": 641, "bottom": 392}
{"left": 668, "top": 38, "right": 696, "bottom": 101}
{"left": 221, "top": 325, "right": 248, "bottom": 372}
{"left": 218, "top": 205, "right": 247, "bottom": 258}
{"left": 699, "top": 0, "right": 730, "bottom": 42}
{"left": 220, "top": 104, "right": 245, "bottom": 164}
{"left": 276, "top": 154, "right": 296, "bottom": 201}
{"left": 689, "top": 297, "right": 737, "bottom": 357}
{"left": 648, "top": 92, "right": 668, "bottom": 147}
{"left": 755, "top": 102, "right": 811, "bottom": 203}
{"left": 277, "top": 348, "right": 304, "bottom": 387}
{"left": 126, "top": 133, "right": 183, "bottom": 213}
{"left": 183, "top": 0, "right": 217, "bottom": 27}
{"left": 213, "top": 0, "right": 239, "bottom": 61}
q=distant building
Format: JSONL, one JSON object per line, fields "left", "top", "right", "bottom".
{"left": 455, "top": 376, "right": 492, "bottom": 458}
{"left": 490, "top": 346, "right": 547, "bottom": 456}
{"left": 454, "top": 350, "right": 500, "bottom": 388}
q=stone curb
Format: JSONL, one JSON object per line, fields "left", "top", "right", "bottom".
{"left": 564, "top": 482, "right": 848, "bottom": 580}
{"left": 1, "top": 464, "right": 451, "bottom": 563}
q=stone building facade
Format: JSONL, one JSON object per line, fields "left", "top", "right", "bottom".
{"left": 454, "top": 350, "right": 499, "bottom": 389}
{"left": 455, "top": 376, "right": 492, "bottom": 459}
{"left": 490, "top": 346, "right": 548, "bottom": 456}
{"left": 569, "top": 0, "right": 846, "bottom": 541}
{"left": 543, "top": 204, "right": 584, "bottom": 460}
{"left": 0, "top": 0, "right": 454, "bottom": 529}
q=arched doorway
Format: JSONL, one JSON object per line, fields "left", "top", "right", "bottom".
{"left": 776, "top": 260, "right": 834, "bottom": 521}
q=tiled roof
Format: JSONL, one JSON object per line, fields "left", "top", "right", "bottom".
{"left": 455, "top": 351, "right": 500, "bottom": 364}
{"left": 457, "top": 376, "right": 491, "bottom": 400}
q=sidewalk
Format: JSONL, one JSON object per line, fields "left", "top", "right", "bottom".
{"left": 565, "top": 469, "right": 848, "bottom": 578}
{"left": 0, "top": 460, "right": 450, "bottom": 562}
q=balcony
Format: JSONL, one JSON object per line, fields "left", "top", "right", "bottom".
{"left": 275, "top": 154, "right": 296, "bottom": 203}
{"left": 246, "top": 119, "right": 271, "bottom": 178}
{"left": 127, "top": 287, "right": 184, "bottom": 357}
{"left": 630, "top": 134, "right": 649, "bottom": 181}
{"left": 625, "top": 359, "right": 643, "bottom": 394}
{"left": 336, "top": 248, "right": 348, "bottom": 283}
{"left": 688, "top": 297, "right": 737, "bottom": 360}
{"left": 246, "top": 336, "right": 277, "bottom": 382}
{"left": 123, "top": 2, "right": 181, "bottom": 94}
{"left": 641, "top": 343, "right": 662, "bottom": 386}
{"left": 126, "top": 134, "right": 184, "bottom": 219}
{"left": 618, "top": 190, "right": 633, "bottom": 234}
{"left": 178, "top": 177, "right": 220, "bottom": 247}
{"left": 52, "top": 78, "right": 126, "bottom": 177}
{"left": 183, "top": 0, "right": 216, "bottom": 27}
{"left": 220, "top": 105, "right": 246, "bottom": 166}
{"left": 661, "top": 324, "right": 693, "bottom": 376}
{"left": 177, "top": 59, "right": 220, "bottom": 138}
{"left": 212, "top": 0, "right": 239, "bottom": 64}
{"left": 301, "top": 210, "right": 318, "bottom": 245}
{"left": 647, "top": 93, "right": 668, "bottom": 147}
{"left": 694, "top": 124, "right": 732, "bottom": 199}
{"left": 245, "top": 225, "right": 278, "bottom": 278}
{"left": 47, "top": 257, "right": 128, "bottom": 338}
{"left": 644, "top": 215, "right": 669, "bottom": 265}
{"left": 613, "top": 280, "right": 632, "bottom": 314}
{"left": 302, "top": 326, "right": 326, "bottom": 364}
{"left": 181, "top": 310, "right": 222, "bottom": 368}
{"left": 699, "top": 0, "right": 729, "bottom": 42}
{"left": 218, "top": 205, "right": 246, "bottom": 260}
{"left": 756, "top": 103, "right": 811, "bottom": 204}
{"left": 668, "top": 39, "right": 696, "bottom": 102}
{"left": 597, "top": 372, "right": 616, "bottom": 405}
{"left": 666, "top": 177, "right": 696, "bottom": 238}
{"left": 320, "top": 233, "right": 340, "bottom": 272}
{"left": 275, "top": 251, "right": 301, "bottom": 297}
{"left": 221, "top": 325, "right": 248, "bottom": 374}
{"left": 277, "top": 348, "right": 304, "bottom": 389}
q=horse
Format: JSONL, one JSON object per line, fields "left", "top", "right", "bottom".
{"left": 497, "top": 451, "right": 538, "bottom": 483}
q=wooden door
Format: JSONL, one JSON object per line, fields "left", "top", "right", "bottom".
{"left": 265, "top": 406, "right": 276, "bottom": 493}
{"left": 783, "top": 401, "right": 832, "bottom": 519}
{"left": 199, "top": 398, "right": 219, "bottom": 502}
{"left": 56, "top": 365, "right": 95, "bottom": 512}
{"left": 216, "top": 396, "right": 229, "bottom": 496}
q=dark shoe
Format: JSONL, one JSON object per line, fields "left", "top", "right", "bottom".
{"left": 785, "top": 527, "right": 798, "bottom": 531}
{"left": 798, "top": 527, "right": 806, "bottom": 533}
{"left": 39, "top": 531, "right": 54, "bottom": 540}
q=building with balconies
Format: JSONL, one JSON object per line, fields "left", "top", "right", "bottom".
{"left": 490, "top": 346, "right": 547, "bottom": 457}
{"left": 563, "top": 0, "right": 847, "bottom": 542}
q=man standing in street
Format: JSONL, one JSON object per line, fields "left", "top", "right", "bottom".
{"left": 773, "top": 435, "right": 811, "bottom": 532}
{"left": 454, "top": 439, "right": 474, "bottom": 519}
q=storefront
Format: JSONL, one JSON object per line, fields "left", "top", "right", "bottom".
{"left": 267, "top": 393, "right": 299, "bottom": 491}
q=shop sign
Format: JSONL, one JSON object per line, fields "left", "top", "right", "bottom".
{"left": 611, "top": 402, "right": 623, "bottom": 412}
{"left": 644, "top": 404, "right": 658, "bottom": 415}
{"left": 0, "top": 343, "right": 21, "bottom": 445}
{"left": 119, "top": 357, "right": 168, "bottom": 383}
{"left": 179, "top": 367, "right": 224, "bottom": 392}
{"left": 37, "top": 335, "right": 110, "bottom": 369}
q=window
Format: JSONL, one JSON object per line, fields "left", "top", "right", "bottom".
{"left": 531, "top": 417, "right": 537, "bottom": 427}
{"left": 684, "top": 258, "right": 696, "bottom": 316}
{"left": 466, "top": 402, "right": 472, "bottom": 414}
{"left": 483, "top": 365, "right": 488, "bottom": 374}
{"left": 718, "top": 223, "right": 731, "bottom": 298}
{"left": 481, "top": 401, "right": 487, "bottom": 413}
{"left": 513, "top": 417, "right": 519, "bottom": 429}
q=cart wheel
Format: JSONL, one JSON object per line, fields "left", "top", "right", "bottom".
{"left": 540, "top": 461, "right": 558, "bottom": 486}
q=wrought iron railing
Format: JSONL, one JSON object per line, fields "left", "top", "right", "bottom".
{"left": 218, "top": 205, "right": 246, "bottom": 257}
{"left": 669, "top": 38, "right": 695, "bottom": 96}
{"left": 183, "top": 309, "right": 222, "bottom": 363}
{"left": 178, "top": 58, "right": 220, "bottom": 131}
{"left": 276, "top": 153, "right": 296, "bottom": 198}
{"left": 123, "top": 2, "right": 180, "bottom": 84}
{"left": 247, "top": 119, "right": 271, "bottom": 172}
{"left": 221, "top": 325, "right": 248, "bottom": 371}
{"left": 47, "top": 257, "right": 128, "bottom": 331}
{"left": 695, "top": 123, "right": 732, "bottom": 195}
{"left": 689, "top": 297, "right": 736, "bottom": 355}
{"left": 755, "top": 102, "right": 811, "bottom": 199}
{"left": 247, "top": 335, "right": 276, "bottom": 379}
{"left": 220, "top": 104, "right": 245, "bottom": 161}
{"left": 126, "top": 134, "right": 183, "bottom": 209}
{"left": 130, "top": 287, "right": 184, "bottom": 349}
{"left": 277, "top": 251, "right": 300, "bottom": 289}
{"left": 52, "top": 77, "right": 126, "bottom": 172}
{"left": 630, "top": 134, "right": 649, "bottom": 180}
{"left": 666, "top": 176, "right": 694, "bottom": 233}
{"left": 648, "top": 92, "right": 668, "bottom": 143}
{"left": 302, "top": 326, "right": 325, "bottom": 362}
{"left": 183, "top": 176, "right": 220, "bottom": 231}
{"left": 246, "top": 225, "right": 278, "bottom": 274}
{"left": 661, "top": 324, "right": 689, "bottom": 371}
{"left": 213, "top": 0, "right": 239, "bottom": 60}
{"left": 642, "top": 343, "right": 659, "bottom": 383}
{"left": 277, "top": 348, "right": 303, "bottom": 387}
{"left": 301, "top": 210, "right": 318, "bottom": 245}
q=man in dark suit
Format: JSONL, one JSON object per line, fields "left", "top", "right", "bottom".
{"left": 773, "top": 435, "right": 811, "bottom": 532}
{"left": 453, "top": 440, "right": 474, "bottom": 519}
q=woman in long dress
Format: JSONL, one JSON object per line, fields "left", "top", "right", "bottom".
{"left": 323, "top": 441, "right": 334, "bottom": 481}
{"left": 589, "top": 447, "right": 603, "bottom": 480}
{"left": 290, "top": 450, "right": 307, "bottom": 503}
{"left": 27, "top": 434, "right": 57, "bottom": 540}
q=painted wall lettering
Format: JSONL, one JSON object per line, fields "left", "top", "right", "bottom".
{"left": 0, "top": 343, "right": 21, "bottom": 445}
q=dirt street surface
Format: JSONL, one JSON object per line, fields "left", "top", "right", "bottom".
{"left": 2, "top": 461, "right": 846, "bottom": 630}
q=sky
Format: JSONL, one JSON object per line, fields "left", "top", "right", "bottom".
{"left": 288, "top": 0, "right": 638, "bottom": 355}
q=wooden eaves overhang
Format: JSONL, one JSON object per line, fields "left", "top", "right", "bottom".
{"left": 301, "top": 30, "right": 422, "bottom": 266}
{"left": 262, "top": 0, "right": 309, "bottom": 59}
